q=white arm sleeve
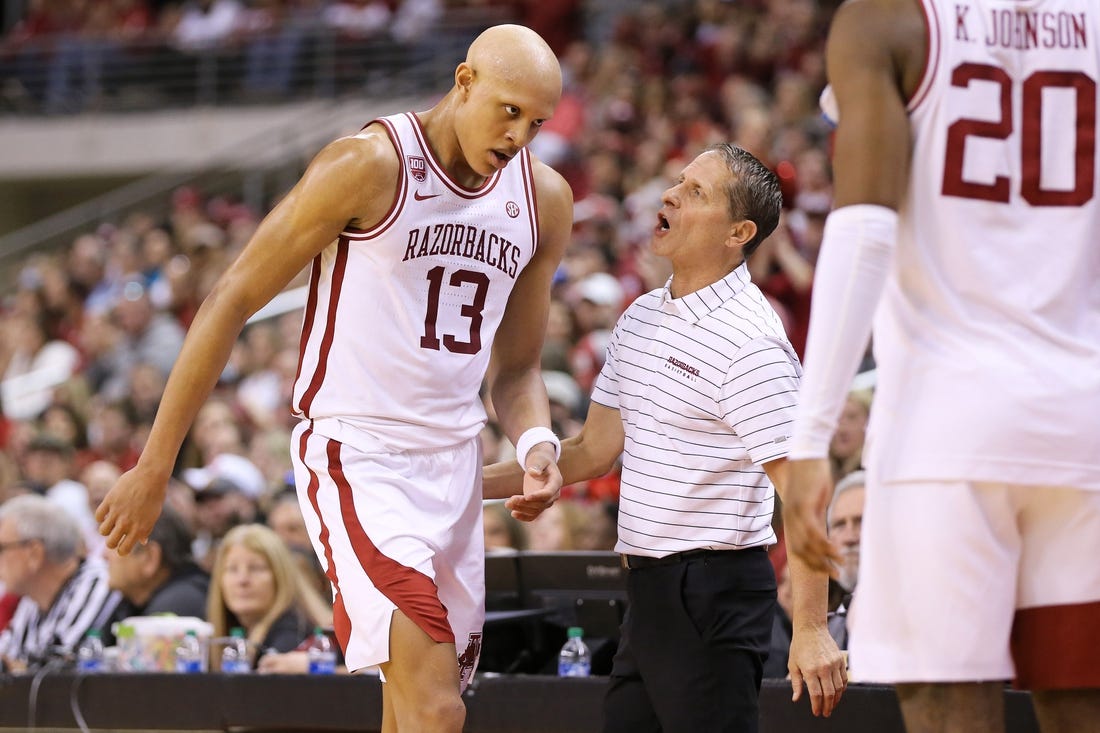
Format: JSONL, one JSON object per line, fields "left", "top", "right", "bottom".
{"left": 787, "top": 204, "right": 898, "bottom": 460}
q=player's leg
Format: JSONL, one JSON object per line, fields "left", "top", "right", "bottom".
{"left": 849, "top": 479, "right": 1020, "bottom": 731}
{"left": 379, "top": 609, "right": 465, "bottom": 733}
{"left": 895, "top": 682, "right": 1004, "bottom": 733}
{"left": 1030, "top": 690, "right": 1100, "bottom": 733}
{"left": 1012, "top": 486, "right": 1100, "bottom": 733}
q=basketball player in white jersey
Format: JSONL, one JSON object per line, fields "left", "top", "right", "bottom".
{"left": 96, "top": 25, "right": 572, "bottom": 732}
{"left": 783, "top": 1, "right": 1100, "bottom": 732}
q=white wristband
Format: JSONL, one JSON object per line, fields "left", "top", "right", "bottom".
{"left": 515, "top": 426, "right": 561, "bottom": 470}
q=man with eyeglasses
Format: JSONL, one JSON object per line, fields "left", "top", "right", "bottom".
{"left": 0, "top": 495, "right": 119, "bottom": 672}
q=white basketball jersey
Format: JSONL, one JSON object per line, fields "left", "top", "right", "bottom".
{"left": 292, "top": 113, "right": 540, "bottom": 451}
{"left": 868, "top": 0, "right": 1100, "bottom": 489}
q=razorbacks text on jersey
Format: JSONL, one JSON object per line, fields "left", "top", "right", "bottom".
{"left": 292, "top": 112, "right": 541, "bottom": 451}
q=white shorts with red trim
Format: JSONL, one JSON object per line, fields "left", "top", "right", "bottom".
{"left": 291, "top": 419, "right": 485, "bottom": 689}
{"left": 849, "top": 478, "right": 1100, "bottom": 690}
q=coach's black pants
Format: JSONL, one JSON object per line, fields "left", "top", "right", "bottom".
{"left": 603, "top": 547, "right": 777, "bottom": 733}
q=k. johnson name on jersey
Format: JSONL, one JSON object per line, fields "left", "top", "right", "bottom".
{"left": 402, "top": 223, "right": 522, "bottom": 278}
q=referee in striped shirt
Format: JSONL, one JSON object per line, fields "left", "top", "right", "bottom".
{"left": 486, "top": 144, "right": 845, "bottom": 731}
{"left": 0, "top": 495, "right": 120, "bottom": 672}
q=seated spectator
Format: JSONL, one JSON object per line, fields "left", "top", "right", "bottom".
{"left": 206, "top": 524, "right": 332, "bottom": 667}
{"left": 829, "top": 389, "right": 871, "bottom": 482}
{"left": 825, "top": 470, "right": 866, "bottom": 650}
{"left": 265, "top": 490, "right": 310, "bottom": 552}
{"left": 525, "top": 500, "right": 587, "bottom": 552}
{"left": 107, "top": 505, "right": 209, "bottom": 619}
{"left": 0, "top": 495, "right": 120, "bottom": 672}
{"left": 483, "top": 501, "right": 527, "bottom": 552}
{"left": 0, "top": 310, "right": 81, "bottom": 421}
{"left": 21, "top": 433, "right": 97, "bottom": 542}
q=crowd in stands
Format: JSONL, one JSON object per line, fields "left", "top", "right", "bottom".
{"left": 0, "top": 0, "right": 871, "bottom": 678}
{"left": 0, "top": 0, "right": 581, "bottom": 112}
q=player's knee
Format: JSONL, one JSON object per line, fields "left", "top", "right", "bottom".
{"left": 414, "top": 693, "right": 466, "bottom": 732}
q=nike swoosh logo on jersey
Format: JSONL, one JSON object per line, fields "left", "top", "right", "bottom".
{"left": 414, "top": 191, "right": 441, "bottom": 201}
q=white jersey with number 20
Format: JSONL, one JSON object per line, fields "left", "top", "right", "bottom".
{"left": 868, "top": 0, "right": 1100, "bottom": 489}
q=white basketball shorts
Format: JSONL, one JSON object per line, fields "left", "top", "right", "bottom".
{"left": 849, "top": 477, "right": 1100, "bottom": 690}
{"left": 290, "top": 419, "right": 485, "bottom": 689}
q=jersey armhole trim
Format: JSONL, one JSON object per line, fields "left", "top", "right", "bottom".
{"left": 907, "top": 0, "right": 941, "bottom": 113}
{"left": 342, "top": 117, "right": 407, "bottom": 241}
{"left": 520, "top": 150, "right": 540, "bottom": 256}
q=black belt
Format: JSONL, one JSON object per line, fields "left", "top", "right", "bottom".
{"left": 621, "top": 548, "right": 725, "bottom": 570}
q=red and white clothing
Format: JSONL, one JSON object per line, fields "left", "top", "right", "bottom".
{"left": 290, "top": 112, "right": 540, "bottom": 679}
{"left": 869, "top": 0, "right": 1100, "bottom": 490}
{"left": 842, "top": 0, "right": 1100, "bottom": 689}
{"left": 293, "top": 112, "right": 540, "bottom": 453}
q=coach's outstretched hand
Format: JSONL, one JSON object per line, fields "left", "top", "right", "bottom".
{"left": 95, "top": 464, "right": 168, "bottom": 556}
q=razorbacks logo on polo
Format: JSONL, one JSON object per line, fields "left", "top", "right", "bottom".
{"left": 665, "top": 355, "right": 700, "bottom": 383}
{"left": 408, "top": 156, "right": 427, "bottom": 182}
{"left": 505, "top": 201, "right": 520, "bottom": 218}
{"left": 457, "top": 632, "right": 483, "bottom": 687}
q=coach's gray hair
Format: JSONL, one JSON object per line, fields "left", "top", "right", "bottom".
{"left": 827, "top": 470, "right": 866, "bottom": 527}
{"left": 0, "top": 495, "right": 83, "bottom": 563}
{"left": 705, "top": 143, "right": 783, "bottom": 259}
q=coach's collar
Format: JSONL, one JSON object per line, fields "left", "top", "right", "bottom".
{"left": 660, "top": 263, "right": 751, "bottom": 323}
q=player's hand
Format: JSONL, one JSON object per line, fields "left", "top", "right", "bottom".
{"left": 783, "top": 458, "right": 841, "bottom": 575}
{"left": 504, "top": 443, "right": 562, "bottom": 522}
{"left": 95, "top": 464, "right": 169, "bottom": 556}
{"left": 789, "top": 622, "right": 847, "bottom": 717}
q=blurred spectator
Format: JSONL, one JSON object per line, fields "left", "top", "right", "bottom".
{"left": 111, "top": 278, "right": 185, "bottom": 379}
{"left": 829, "top": 389, "right": 871, "bottom": 482}
{"left": 107, "top": 504, "right": 209, "bottom": 619}
{"left": 483, "top": 501, "right": 527, "bottom": 552}
{"left": 828, "top": 470, "right": 865, "bottom": 596}
{"left": 206, "top": 523, "right": 332, "bottom": 665}
{"left": 21, "top": 433, "right": 97, "bottom": 541}
{"left": 0, "top": 310, "right": 81, "bottom": 421}
{"left": 184, "top": 453, "right": 266, "bottom": 567}
{"left": 0, "top": 495, "right": 120, "bottom": 672}
{"left": 171, "top": 0, "right": 243, "bottom": 51}
{"left": 573, "top": 500, "right": 617, "bottom": 551}
{"left": 525, "top": 500, "right": 587, "bottom": 552}
{"left": 265, "top": 490, "right": 310, "bottom": 552}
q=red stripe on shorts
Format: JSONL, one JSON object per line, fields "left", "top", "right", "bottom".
{"left": 1011, "top": 600, "right": 1100, "bottom": 690}
{"left": 325, "top": 438, "right": 454, "bottom": 644}
{"left": 299, "top": 424, "right": 353, "bottom": 652}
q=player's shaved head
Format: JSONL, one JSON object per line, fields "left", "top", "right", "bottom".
{"left": 465, "top": 24, "right": 561, "bottom": 100}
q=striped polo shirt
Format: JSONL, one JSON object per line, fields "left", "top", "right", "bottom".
{"left": 592, "top": 263, "right": 801, "bottom": 558}
{"left": 0, "top": 559, "right": 120, "bottom": 668}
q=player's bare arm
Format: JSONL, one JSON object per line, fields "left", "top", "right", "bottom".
{"left": 767, "top": 457, "right": 847, "bottom": 718}
{"left": 784, "top": 0, "right": 922, "bottom": 574}
{"left": 486, "top": 401, "right": 625, "bottom": 520}
{"left": 96, "top": 132, "right": 400, "bottom": 554}
{"left": 486, "top": 158, "right": 572, "bottom": 519}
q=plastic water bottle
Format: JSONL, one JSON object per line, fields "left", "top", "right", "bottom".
{"left": 220, "top": 627, "right": 250, "bottom": 674}
{"left": 557, "top": 626, "right": 591, "bottom": 677}
{"left": 76, "top": 629, "right": 105, "bottom": 673}
{"left": 176, "top": 630, "right": 204, "bottom": 673}
{"left": 306, "top": 627, "right": 337, "bottom": 675}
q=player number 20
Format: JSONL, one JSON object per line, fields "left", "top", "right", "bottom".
{"left": 942, "top": 62, "right": 1096, "bottom": 206}
{"left": 420, "top": 266, "right": 489, "bottom": 355}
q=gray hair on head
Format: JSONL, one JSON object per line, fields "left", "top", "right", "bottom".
{"left": 827, "top": 470, "right": 867, "bottom": 526}
{"left": 705, "top": 143, "right": 783, "bottom": 259}
{"left": 0, "top": 494, "right": 83, "bottom": 563}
